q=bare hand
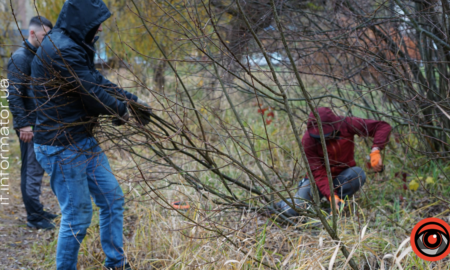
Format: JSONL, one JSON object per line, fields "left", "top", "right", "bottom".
{"left": 19, "top": 126, "right": 33, "bottom": 143}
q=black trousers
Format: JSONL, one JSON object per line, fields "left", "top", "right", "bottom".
{"left": 17, "top": 132, "right": 46, "bottom": 222}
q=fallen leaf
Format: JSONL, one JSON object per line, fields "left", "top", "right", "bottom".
{"left": 409, "top": 180, "right": 419, "bottom": 191}
{"left": 426, "top": 177, "right": 435, "bottom": 184}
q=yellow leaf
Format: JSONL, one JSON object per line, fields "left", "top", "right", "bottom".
{"left": 426, "top": 177, "right": 435, "bottom": 184}
{"left": 409, "top": 180, "right": 419, "bottom": 191}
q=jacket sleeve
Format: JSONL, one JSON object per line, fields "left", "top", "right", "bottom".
{"left": 6, "top": 54, "right": 33, "bottom": 129}
{"left": 93, "top": 69, "right": 138, "bottom": 102}
{"left": 346, "top": 117, "right": 392, "bottom": 149}
{"left": 53, "top": 44, "right": 128, "bottom": 116}
{"left": 303, "top": 135, "right": 335, "bottom": 198}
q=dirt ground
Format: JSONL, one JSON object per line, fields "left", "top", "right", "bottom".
{"left": 0, "top": 137, "right": 60, "bottom": 270}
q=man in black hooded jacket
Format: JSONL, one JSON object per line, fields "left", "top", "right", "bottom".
{"left": 7, "top": 16, "right": 58, "bottom": 230}
{"left": 31, "top": 0, "right": 149, "bottom": 269}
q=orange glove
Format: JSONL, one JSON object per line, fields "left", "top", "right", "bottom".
{"left": 370, "top": 149, "right": 383, "bottom": 172}
{"left": 328, "top": 194, "right": 344, "bottom": 214}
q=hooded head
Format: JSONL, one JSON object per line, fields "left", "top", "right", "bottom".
{"left": 307, "top": 107, "right": 342, "bottom": 139}
{"left": 54, "top": 0, "right": 111, "bottom": 45}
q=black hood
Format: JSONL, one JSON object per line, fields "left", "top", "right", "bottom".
{"left": 54, "top": 0, "right": 111, "bottom": 44}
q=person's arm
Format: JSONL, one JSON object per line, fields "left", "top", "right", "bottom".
{"left": 93, "top": 69, "right": 152, "bottom": 126}
{"left": 6, "top": 55, "right": 34, "bottom": 129}
{"left": 303, "top": 135, "right": 335, "bottom": 198}
{"left": 346, "top": 117, "right": 392, "bottom": 149}
{"left": 347, "top": 117, "right": 392, "bottom": 171}
{"left": 92, "top": 69, "right": 137, "bottom": 102}
{"left": 52, "top": 44, "right": 128, "bottom": 116}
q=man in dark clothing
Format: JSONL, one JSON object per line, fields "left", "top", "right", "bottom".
{"left": 31, "top": 0, "right": 149, "bottom": 269}
{"left": 7, "top": 16, "right": 57, "bottom": 230}
{"left": 275, "top": 107, "right": 391, "bottom": 216}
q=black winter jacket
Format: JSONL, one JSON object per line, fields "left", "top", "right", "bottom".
{"left": 31, "top": 0, "right": 137, "bottom": 146}
{"left": 7, "top": 40, "right": 38, "bottom": 129}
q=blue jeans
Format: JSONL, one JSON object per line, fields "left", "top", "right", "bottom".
{"left": 275, "top": 167, "right": 366, "bottom": 217}
{"left": 34, "top": 137, "right": 126, "bottom": 269}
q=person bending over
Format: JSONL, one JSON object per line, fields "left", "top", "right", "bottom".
{"left": 275, "top": 107, "right": 391, "bottom": 216}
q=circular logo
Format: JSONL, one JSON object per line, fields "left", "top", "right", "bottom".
{"left": 411, "top": 217, "right": 450, "bottom": 261}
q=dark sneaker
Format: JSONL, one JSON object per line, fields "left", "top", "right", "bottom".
{"left": 27, "top": 219, "right": 56, "bottom": 230}
{"left": 105, "top": 263, "right": 132, "bottom": 270}
{"left": 43, "top": 211, "right": 58, "bottom": 220}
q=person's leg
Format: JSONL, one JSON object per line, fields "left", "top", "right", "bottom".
{"left": 333, "top": 167, "right": 366, "bottom": 199}
{"left": 275, "top": 178, "right": 313, "bottom": 217}
{"left": 19, "top": 136, "right": 45, "bottom": 223}
{"left": 84, "top": 138, "right": 126, "bottom": 268}
{"left": 34, "top": 141, "right": 93, "bottom": 270}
